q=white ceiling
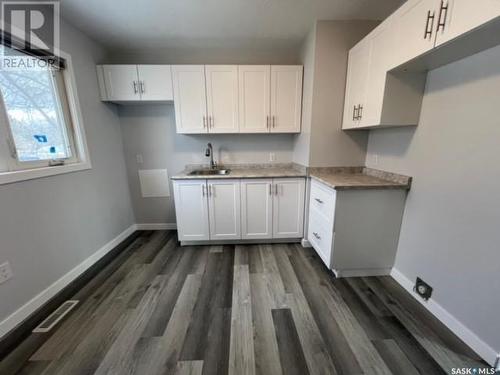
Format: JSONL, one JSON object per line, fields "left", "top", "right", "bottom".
{"left": 61, "top": 0, "right": 404, "bottom": 52}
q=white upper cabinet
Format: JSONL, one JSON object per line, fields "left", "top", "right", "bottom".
{"left": 99, "top": 65, "right": 173, "bottom": 102}
{"left": 207, "top": 180, "right": 241, "bottom": 240}
{"left": 102, "top": 65, "right": 140, "bottom": 101}
{"left": 136, "top": 65, "right": 173, "bottom": 101}
{"left": 172, "top": 65, "right": 208, "bottom": 134}
{"left": 205, "top": 65, "right": 239, "bottom": 133}
{"left": 272, "top": 178, "right": 305, "bottom": 239}
{"left": 173, "top": 180, "right": 210, "bottom": 242}
{"left": 342, "top": 40, "right": 371, "bottom": 129}
{"left": 434, "top": 0, "right": 500, "bottom": 47}
{"left": 393, "top": 0, "right": 438, "bottom": 68}
{"left": 238, "top": 65, "right": 271, "bottom": 133}
{"left": 240, "top": 179, "right": 273, "bottom": 239}
{"left": 270, "top": 66, "right": 303, "bottom": 133}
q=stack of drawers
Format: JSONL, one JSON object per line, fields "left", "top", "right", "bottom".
{"left": 307, "top": 179, "right": 336, "bottom": 268}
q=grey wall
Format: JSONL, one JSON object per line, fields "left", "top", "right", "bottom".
{"left": 293, "top": 24, "right": 316, "bottom": 166}
{"left": 308, "top": 20, "right": 377, "bottom": 167}
{"left": 293, "top": 20, "right": 378, "bottom": 167}
{"left": 114, "top": 48, "right": 300, "bottom": 225}
{"left": 0, "top": 20, "right": 134, "bottom": 323}
{"left": 366, "top": 45, "right": 500, "bottom": 353}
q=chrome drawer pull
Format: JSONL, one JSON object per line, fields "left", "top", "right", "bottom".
{"left": 313, "top": 232, "right": 321, "bottom": 240}
{"left": 314, "top": 198, "right": 324, "bottom": 204}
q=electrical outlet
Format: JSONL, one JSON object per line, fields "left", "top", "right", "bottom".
{"left": 269, "top": 153, "right": 276, "bottom": 162}
{"left": 136, "top": 154, "right": 144, "bottom": 164}
{"left": 0, "top": 262, "right": 13, "bottom": 284}
{"left": 414, "top": 277, "right": 432, "bottom": 301}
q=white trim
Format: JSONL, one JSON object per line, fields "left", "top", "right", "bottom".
{"left": 0, "top": 161, "right": 91, "bottom": 185}
{"left": 390, "top": 268, "right": 499, "bottom": 366}
{"left": 135, "top": 223, "right": 177, "bottom": 230}
{"left": 0, "top": 224, "right": 136, "bottom": 339}
{"left": 301, "top": 238, "right": 312, "bottom": 248}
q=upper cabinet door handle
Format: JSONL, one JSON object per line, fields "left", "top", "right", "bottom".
{"left": 210, "top": 116, "right": 214, "bottom": 128}
{"left": 424, "top": 10, "right": 436, "bottom": 40}
{"left": 139, "top": 80, "right": 145, "bottom": 94}
{"left": 266, "top": 115, "right": 270, "bottom": 128}
{"left": 203, "top": 115, "right": 207, "bottom": 128}
{"left": 437, "top": 0, "right": 449, "bottom": 32}
{"left": 315, "top": 198, "right": 324, "bottom": 204}
{"left": 133, "top": 81, "right": 138, "bottom": 94}
{"left": 353, "top": 105, "right": 357, "bottom": 121}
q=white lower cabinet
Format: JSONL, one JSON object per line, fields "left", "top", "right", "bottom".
{"left": 173, "top": 180, "right": 210, "bottom": 241}
{"left": 207, "top": 180, "right": 241, "bottom": 240}
{"left": 272, "top": 178, "right": 305, "bottom": 238}
{"left": 241, "top": 179, "right": 273, "bottom": 239}
{"left": 174, "top": 177, "right": 305, "bottom": 243}
{"left": 307, "top": 178, "right": 407, "bottom": 278}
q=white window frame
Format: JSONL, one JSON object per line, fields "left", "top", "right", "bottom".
{"left": 0, "top": 48, "right": 92, "bottom": 185}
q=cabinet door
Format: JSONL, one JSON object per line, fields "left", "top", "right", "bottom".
{"left": 361, "top": 21, "right": 394, "bottom": 127}
{"left": 137, "top": 65, "right": 173, "bottom": 101}
{"left": 435, "top": 0, "right": 500, "bottom": 47}
{"left": 172, "top": 65, "right": 208, "bottom": 134}
{"left": 393, "top": 0, "right": 439, "bottom": 68}
{"left": 173, "top": 180, "right": 209, "bottom": 241}
{"left": 272, "top": 178, "right": 305, "bottom": 239}
{"left": 102, "top": 65, "right": 140, "bottom": 101}
{"left": 207, "top": 180, "right": 241, "bottom": 240}
{"left": 205, "top": 65, "right": 239, "bottom": 133}
{"left": 241, "top": 179, "right": 273, "bottom": 239}
{"left": 270, "top": 66, "right": 303, "bottom": 133}
{"left": 342, "top": 41, "right": 370, "bottom": 129}
{"left": 238, "top": 65, "right": 271, "bottom": 133}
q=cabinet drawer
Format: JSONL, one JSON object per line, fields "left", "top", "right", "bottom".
{"left": 310, "top": 179, "right": 336, "bottom": 224}
{"left": 308, "top": 211, "right": 333, "bottom": 268}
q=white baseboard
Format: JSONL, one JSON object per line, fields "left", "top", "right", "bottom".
{"left": 0, "top": 224, "right": 136, "bottom": 339}
{"left": 135, "top": 223, "right": 177, "bottom": 230}
{"left": 301, "top": 238, "right": 312, "bottom": 248}
{"left": 390, "top": 268, "right": 499, "bottom": 366}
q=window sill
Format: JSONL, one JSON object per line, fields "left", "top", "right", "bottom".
{"left": 0, "top": 161, "right": 92, "bottom": 186}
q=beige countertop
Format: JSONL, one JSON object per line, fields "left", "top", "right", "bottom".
{"left": 309, "top": 167, "right": 412, "bottom": 190}
{"left": 171, "top": 163, "right": 307, "bottom": 180}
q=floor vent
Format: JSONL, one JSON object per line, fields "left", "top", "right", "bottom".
{"left": 32, "top": 300, "right": 79, "bottom": 333}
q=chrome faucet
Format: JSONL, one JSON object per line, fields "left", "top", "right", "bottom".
{"left": 205, "top": 143, "right": 217, "bottom": 169}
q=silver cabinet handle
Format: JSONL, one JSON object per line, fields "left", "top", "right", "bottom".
{"left": 266, "top": 115, "right": 269, "bottom": 128}
{"left": 272, "top": 116, "right": 276, "bottom": 128}
{"left": 269, "top": 184, "right": 272, "bottom": 195}
{"left": 437, "top": 0, "right": 448, "bottom": 32}
{"left": 210, "top": 116, "right": 214, "bottom": 128}
{"left": 202, "top": 185, "right": 205, "bottom": 197}
{"left": 358, "top": 105, "right": 363, "bottom": 120}
{"left": 353, "top": 105, "right": 357, "bottom": 121}
{"left": 314, "top": 198, "right": 324, "bottom": 204}
{"left": 424, "top": 10, "right": 435, "bottom": 40}
{"left": 139, "top": 80, "right": 145, "bottom": 93}
{"left": 133, "top": 81, "right": 138, "bottom": 94}
{"left": 275, "top": 184, "right": 279, "bottom": 195}
{"left": 313, "top": 232, "right": 321, "bottom": 240}
{"left": 203, "top": 116, "right": 207, "bottom": 128}
{"left": 208, "top": 185, "right": 212, "bottom": 196}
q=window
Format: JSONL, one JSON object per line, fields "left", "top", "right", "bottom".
{"left": 0, "top": 45, "right": 89, "bottom": 183}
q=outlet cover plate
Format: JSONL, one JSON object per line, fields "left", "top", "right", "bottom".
{"left": 0, "top": 262, "right": 13, "bottom": 284}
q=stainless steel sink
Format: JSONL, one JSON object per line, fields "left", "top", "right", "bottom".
{"left": 188, "top": 169, "right": 231, "bottom": 176}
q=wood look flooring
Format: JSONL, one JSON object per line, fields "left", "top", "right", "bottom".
{"left": 1, "top": 230, "right": 487, "bottom": 375}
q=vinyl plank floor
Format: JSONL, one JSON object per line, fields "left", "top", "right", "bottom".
{"left": 2, "top": 230, "right": 487, "bottom": 375}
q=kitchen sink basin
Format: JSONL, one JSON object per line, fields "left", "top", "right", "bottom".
{"left": 188, "top": 169, "right": 231, "bottom": 176}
